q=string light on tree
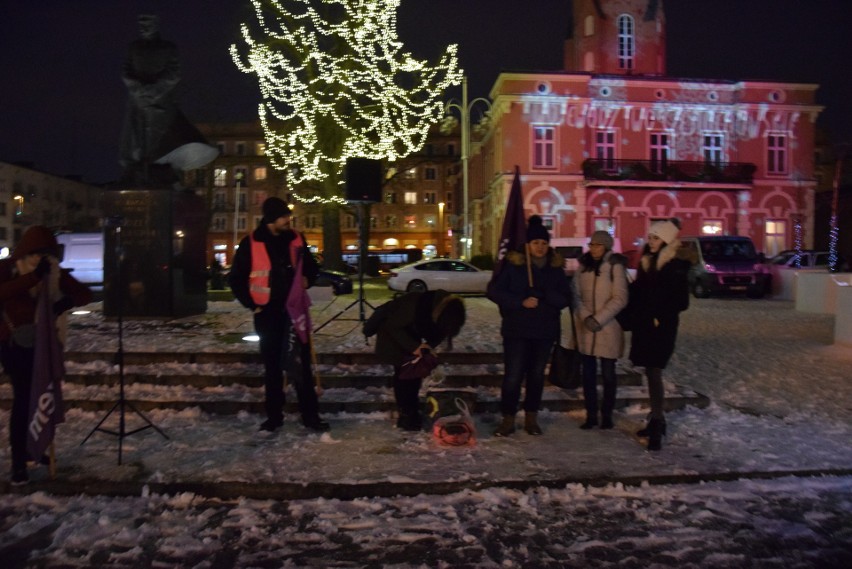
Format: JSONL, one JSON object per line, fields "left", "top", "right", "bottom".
{"left": 231, "top": 0, "right": 462, "bottom": 205}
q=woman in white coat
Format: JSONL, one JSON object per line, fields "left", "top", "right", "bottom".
{"left": 572, "top": 231, "right": 629, "bottom": 429}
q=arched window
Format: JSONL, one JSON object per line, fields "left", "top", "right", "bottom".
{"left": 617, "top": 14, "right": 635, "bottom": 70}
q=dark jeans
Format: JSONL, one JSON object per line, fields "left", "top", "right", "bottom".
{"left": 1, "top": 342, "right": 35, "bottom": 474}
{"left": 501, "top": 337, "right": 554, "bottom": 416}
{"left": 581, "top": 355, "right": 617, "bottom": 421}
{"left": 253, "top": 308, "right": 320, "bottom": 424}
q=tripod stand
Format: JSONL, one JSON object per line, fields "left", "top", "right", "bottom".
{"left": 313, "top": 202, "right": 376, "bottom": 333}
{"left": 81, "top": 219, "right": 168, "bottom": 465}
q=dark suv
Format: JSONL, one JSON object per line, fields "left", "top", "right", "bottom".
{"left": 681, "top": 236, "right": 770, "bottom": 298}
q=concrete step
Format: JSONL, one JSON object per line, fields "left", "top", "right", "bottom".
{"left": 0, "top": 382, "right": 709, "bottom": 415}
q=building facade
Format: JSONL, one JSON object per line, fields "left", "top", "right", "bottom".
{"left": 469, "top": 0, "right": 823, "bottom": 260}
{"left": 0, "top": 161, "right": 102, "bottom": 257}
{"left": 187, "top": 122, "right": 461, "bottom": 266}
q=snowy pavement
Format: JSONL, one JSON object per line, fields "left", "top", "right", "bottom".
{"left": 1, "top": 294, "right": 852, "bottom": 567}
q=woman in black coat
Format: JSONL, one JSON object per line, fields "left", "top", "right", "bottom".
{"left": 489, "top": 216, "right": 571, "bottom": 437}
{"left": 629, "top": 219, "right": 694, "bottom": 451}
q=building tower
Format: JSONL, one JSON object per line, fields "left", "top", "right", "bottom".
{"left": 564, "top": 0, "right": 666, "bottom": 75}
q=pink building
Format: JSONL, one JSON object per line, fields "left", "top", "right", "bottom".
{"left": 471, "top": 0, "right": 823, "bottom": 260}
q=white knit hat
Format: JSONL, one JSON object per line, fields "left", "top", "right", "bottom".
{"left": 648, "top": 220, "right": 679, "bottom": 245}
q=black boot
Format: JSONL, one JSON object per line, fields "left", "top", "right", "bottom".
{"left": 637, "top": 420, "right": 666, "bottom": 438}
{"left": 647, "top": 419, "right": 665, "bottom": 451}
{"left": 579, "top": 414, "right": 598, "bottom": 429}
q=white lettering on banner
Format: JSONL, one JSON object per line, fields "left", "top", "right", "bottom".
{"left": 28, "top": 383, "right": 56, "bottom": 440}
{"left": 556, "top": 101, "right": 802, "bottom": 146}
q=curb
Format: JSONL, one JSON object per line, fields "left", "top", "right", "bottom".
{"left": 5, "top": 468, "right": 851, "bottom": 501}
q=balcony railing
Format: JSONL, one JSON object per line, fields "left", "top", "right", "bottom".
{"left": 583, "top": 159, "right": 756, "bottom": 184}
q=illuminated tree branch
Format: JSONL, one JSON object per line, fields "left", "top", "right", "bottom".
{"left": 231, "top": 0, "right": 462, "bottom": 204}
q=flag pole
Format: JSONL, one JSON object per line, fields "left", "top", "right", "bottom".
{"left": 525, "top": 243, "right": 533, "bottom": 286}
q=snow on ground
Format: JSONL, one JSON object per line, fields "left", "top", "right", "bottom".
{"left": 1, "top": 292, "right": 852, "bottom": 567}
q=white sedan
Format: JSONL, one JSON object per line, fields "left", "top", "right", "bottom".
{"left": 387, "top": 259, "right": 493, "bottom": 294}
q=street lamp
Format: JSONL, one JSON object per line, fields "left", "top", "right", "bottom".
{"left": 438, "top": 201, "right": 445, "bottom": 255}
{"left": 443, "top": 76, "right": 492, "bottom": 260}
{"left": 232, "top": 171, "right": 244, "bottom": 262}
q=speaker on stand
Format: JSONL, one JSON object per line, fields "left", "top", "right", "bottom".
{"left": 314, "top": 158, "right": 382, "bottom": 332}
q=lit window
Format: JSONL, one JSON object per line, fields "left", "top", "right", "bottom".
{"left": 384, "top": 191, "right": 397, "bottom": 204}
{"left": 405, "top": 214, "right": 416, "bottom": 227}
{"left": 254, "top": 166, "right": 267, "bottom": 181}
{"left": 650, "top": 132, "right": 671, "bottom": 172}
{"left": 214, "top": 168, "right": 228, "bottom": 187}
{"left": 532, "top": 126, "right": 556, "bottom": 169}
{"left": 617, "top": 15, "right": 635, "bottom": 70}
{"left": 701, "top": 220, "right": 724, "bottom": 235}
{"left": 765, "top": 220, "right": 786, "bottom": 257}
{"left": 404, "top": 192, "right": 417, "bottom": 205}
{"left": 425, "top": 215, "right": 436, "bottom": 227}
{"left": 256, "top": 143, "right": 266, "bottom": 155}
{"left": 704, "top": 133, "right": 724, "bottom": 167}
{"left": 595, "top": 130, "right": 616, "bottom": 170}
{"left": 767, "top": 133, "right": 788, "bottom": 175}
{"left": 405, "top": 168, "right": 417, "bottom": 179}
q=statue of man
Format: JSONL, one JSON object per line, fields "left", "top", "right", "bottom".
{"left": 119, "top": 14, "right": 217, "bottom": 181}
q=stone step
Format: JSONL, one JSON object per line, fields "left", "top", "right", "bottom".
{"left": 0, "top": 383, "right": 709, "bottom": 415}
{"left": 49, "top": 370, "right": 642, "bottom": 390}
{"left": 63, "top": 351, "right": 507, "bottom": 366}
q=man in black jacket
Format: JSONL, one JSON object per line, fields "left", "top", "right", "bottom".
{"left": 229, "top": 197, "right": 328, "bottom": 432}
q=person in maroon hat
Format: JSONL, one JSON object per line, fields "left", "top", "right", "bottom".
{"left": 0, "top": 226, "right": 92, "bottom": 485}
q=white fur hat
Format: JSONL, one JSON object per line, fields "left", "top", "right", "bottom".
{"left": 648, "top": 220, "right": 679, "bottom": 245}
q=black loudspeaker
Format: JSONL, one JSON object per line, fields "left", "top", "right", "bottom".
{"left": 345, "top": 157, "right": 382, "bottom": 202}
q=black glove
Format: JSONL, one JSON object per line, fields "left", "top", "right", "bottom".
{"left": 584, "top": 316, "right": 603, "bottom": 332}
{"left": 53, "top": 296, "right": 75, "bottom": 316}
{"left": 34, "top": 256, "right": 51, "bottom": 279}
{"left": 527, "top": 287, "right": 544, "bottom": 299}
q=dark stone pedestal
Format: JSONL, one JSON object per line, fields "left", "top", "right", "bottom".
{"left": 103, "top": 187, "right": 207, "bottom": 318}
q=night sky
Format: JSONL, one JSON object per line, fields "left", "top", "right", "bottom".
{"left": 1, "top": 0, "right": 850, "bottom": 184}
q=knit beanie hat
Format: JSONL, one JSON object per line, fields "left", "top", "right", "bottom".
{"left": 589, "top": 230, "right": 614, "bottom": 250}
{"left": 12, "top": 225, "right": 59, "bottom": 260}
{"left": 648, "top": 220, "right": 679, "bottom": 245}
{"left": 262, "top": 197, "right": 291, "bottom": 223}
{"left": 526, "top": 215, "right": 550, "bottom": 243}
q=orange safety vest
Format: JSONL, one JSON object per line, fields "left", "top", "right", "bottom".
{"left": 248, "top": 231, "right": 304, "bottom": 306}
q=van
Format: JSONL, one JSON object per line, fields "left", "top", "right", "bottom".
{"left": 681, "top": 235, "right": 769, "bottom": 298}
{"left": 56, "top": 232, "right": 104, "bottom": 291}
{"left": 550, "top": 236, "right": 637, "bottom": 278}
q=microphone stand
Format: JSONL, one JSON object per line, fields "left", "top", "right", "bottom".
{"left": 81, "top": 219, "right": 168, "bottom": 465}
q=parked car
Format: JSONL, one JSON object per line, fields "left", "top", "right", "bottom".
{"left": 765, "top": 249, "right": 846, "bottom": 271}
{"left": 56, "top": 232, "right": 104, "bottom": 291}
{"left": 387, "top": 259, "right": 492, "bottom": 293}
{"left": 681, "top": 235, "right": 770, "bottom": 298}
{"left": 315, "top": 269, "right": 354, "bottom": 295}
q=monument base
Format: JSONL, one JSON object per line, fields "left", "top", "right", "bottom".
{"left": 102, "top": 187, "right": 207, "bottom": 318}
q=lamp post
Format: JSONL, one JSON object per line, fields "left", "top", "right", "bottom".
{"left": 438, "top": 201, "right": 445, "bottom": 255}
{"left": 232, "top": 172, "right": 243, "bottom": 263}
{"left": 443, "top": 76, "right": 491, "bottom": 260}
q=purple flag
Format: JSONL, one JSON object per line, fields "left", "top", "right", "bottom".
{"left": 27, "top": 281, "right": 66, "bottom": 460}
{"left": 285, "top": 234, "right": 313, "bottom": 345}
{"left": 487, "top": 166, "right": 526, "bottom": 299}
